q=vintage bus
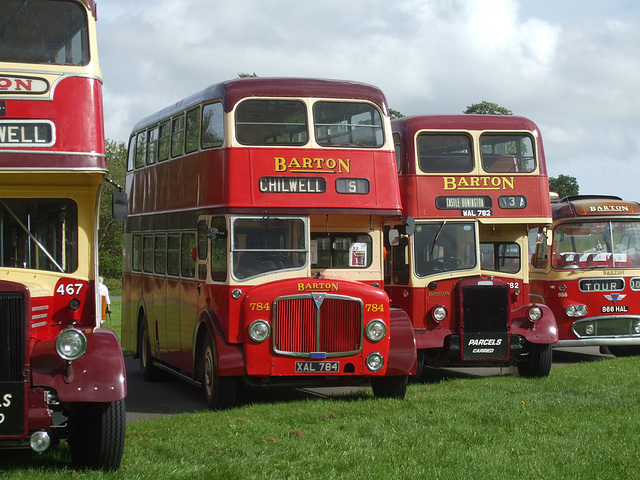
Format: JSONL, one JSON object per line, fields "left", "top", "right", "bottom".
{"left": 386, "top": 115, "right": 558, "bottom": 378}
{"left": 530, "top": 195, "right": 640, "bottom": 356}
{"left": 121, "top": 77, "right": 417, "bottom": 408}
{"left": 0, "top": 0, "right": 126, "bottom": 471}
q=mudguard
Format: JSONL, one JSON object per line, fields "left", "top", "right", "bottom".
{"left": 510, "top": 304, "right": 559, "bottom": 345}
{"left": 31, "top": 328, "right": 127, "bottom": 403}
{"left": 386, "top": 308, "right": 417, "bottom": 376}
{"left": 197, "top": 310, "right": 245, "bottom": 377}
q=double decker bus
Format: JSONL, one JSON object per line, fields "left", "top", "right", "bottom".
{"left": 121, "top": 77, "right": 417, "bottom": 407}
{"left": 385, "top": 115, "right": 558, "bottom": 378}
{"left": 0, "top": 0, "right": 126, "bottom": 471}
{"left": 530, "top": 195, "right": 640, "bottom": 356}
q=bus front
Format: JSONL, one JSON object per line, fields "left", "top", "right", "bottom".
{"left": 0, "top": 0, "right": 125, "bottom": 470}
{"left": 387, "top": 115, "right": 558, "bottom": 378}
{"left": 530, "top": 195, "right": 640, "bottom": 356}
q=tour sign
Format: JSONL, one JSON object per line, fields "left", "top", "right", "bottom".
{"left": 0, "top": 120, "right": 54, "bottom": 147}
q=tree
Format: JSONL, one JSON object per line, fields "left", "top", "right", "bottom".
{"left": 238, "top": 72, "right": 258, "bottom": 78}
{"left": 464, "top": 101, "right": 512, "bottom": 115}
{"left": 549, "top": 174, "right": 579, "bottom": 199}
{"left": 98, "top": 140, "right": 127, "bottom": 281}
{"left": 389, "top": 109, "right": 405, "bottom": 119}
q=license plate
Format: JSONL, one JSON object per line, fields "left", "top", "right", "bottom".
{"left": 0, "top": 383, "right": 25, "bottom": 435}
{"left": 462, "top": 333, "right": 509, "bottom": 360}
{"left": 295, "top": 361, "right": 339, "bottom": 373}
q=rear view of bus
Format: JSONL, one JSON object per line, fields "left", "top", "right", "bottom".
{"left": 0, "top": 0, "right": 126, "bottom": 470}
{"left": 386, "top": 115, "right": 558, "bottom": 378}
{"left": 530, "top": 195, "right": 640, "bottom": 356}
{"left": 121, "top": 78, "right": 416, "bottom": 408}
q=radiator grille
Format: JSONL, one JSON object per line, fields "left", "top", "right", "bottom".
{"left": 0, "top": 293, "right": 25, "bottom": 382}
{"left": 273, "top": 295, "right": 362, "bottom": 357}
{"left": 461, "top": 285, "right": 509, "bottom": 333}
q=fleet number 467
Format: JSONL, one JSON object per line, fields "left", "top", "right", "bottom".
{"left": 56, "top": 283, "right": 84, "bottom": 295}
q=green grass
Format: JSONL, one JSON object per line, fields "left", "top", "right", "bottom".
{"left": 2, "top": 353, "right": 640, "bottom": 479}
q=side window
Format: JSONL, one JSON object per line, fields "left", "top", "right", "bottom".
{"left": 132, "top": 234, "right": 142, "bottom": 272}
{"left": 167, "top": 234, "right": 180, "bottom": 276}
{"left": 158, "top": 121, "right": 171, "bottom": 162}
{"left": 202, "top": 102, "right": 224, "bottom": 148}
{"left": 181, "top": 233, "right": 196, "bottom": 278}
{"left": 197, "top": 219, "right": 208, "bottom": 280}
{"left": 393, "top": 132, "right": 401, "bottom": 173}
{"left": 143, "top": 235, "right": 154, "bottom": 273}
{"left": 171, "top": 114, "right": 185, "bottom": 158}
{"left": 154, "top": 234, "right": 167, "bottom": 274}
{"left": 135, "top": 131, "right": 147, "bottom": 168}
{"left": 147, "top": 126, "right": 158, "bottom": 165}
{"left": 185, "top": 107, "right": 201, "bottom": 154}
{"left": 210, "top": 216, "right": 228, "bottom": 282}
{"left": 127, "top": 135, "right": 136, "bottom": 172}
{"left": 392, "top": 226, "right": 410, "bottom": 285}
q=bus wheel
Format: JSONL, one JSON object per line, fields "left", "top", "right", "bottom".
{"left": 202, "top": 334, "right": 236, "bottom": 410}
{"left": 138, "top": 318, "right": 160, "bottom": 381}
{"left": 68, "top": 399, "right": 126, "bottom": 471}
{"left": 517, "top": 343, "right": 552, "bottom": 378}
{"left": 608, "top": 345, "right": 640, "bottom": 357}
{"left": 371, "top": 375, "right": 408, "bottom": 399}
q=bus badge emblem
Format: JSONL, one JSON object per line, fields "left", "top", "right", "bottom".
{"left": 313, "top": 293, "right": 326, "bottom": 309}
{"left": 604, "top": 293, "right": 626, "bottom": 304}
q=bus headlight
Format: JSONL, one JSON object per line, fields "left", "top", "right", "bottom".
{"left": 634, "top": 320, "right": 640, "bottom": 334}
{"left": 366, "top": 352, "right": 384, "bottom": 372}
{"left": 55, "top": 328, "right": 87, "bottom": 361}
{"left": 365, "top": 320, "right": 387, "bottom": 342}
{"left": 566, "top": 304, "right": 587, "bottom": 318}
{"left": 248, "top": 320, "right": 271, "bottom": 343}
{"left": 528, "top": 306, "right": 542, "bottom": 322}
{"left": 432, "top": 305, "right": 448, "bottom": 323}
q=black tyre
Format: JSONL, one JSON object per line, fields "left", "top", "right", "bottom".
{"left": 202, "top": 334, "right": 236, "bottom": 410}
{"left": 68, "top": 399, "right": 126, "bottom": 471}
{"left": 608, "top": 345, "right": 640, "bottom": 357}
{"left": 517, "top": 343, "right": 552, "bottom": 378}
{"left": 371, "top": 375, "right": 408, "bottom": 399}
{"left": 138, "top": 318, "right": 160, "bottom": 381}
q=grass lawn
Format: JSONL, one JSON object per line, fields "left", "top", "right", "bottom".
{"left": 2, "top": 302, "right": 639, "bottom": 479}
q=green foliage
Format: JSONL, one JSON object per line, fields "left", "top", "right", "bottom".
{"left": 549, "top": 174, "right": 580, "bottom": 199}
{"left": 464, "top": 101, "right": 513, "bottom": 115}
{"left": 98, "top": 139, "right": 127, "bottom": 280}
{"left": 238, "top": 72, "right": 258, "bottom": 78}
{"left": 389, "top": 108, "right": 405, "bottom": 119}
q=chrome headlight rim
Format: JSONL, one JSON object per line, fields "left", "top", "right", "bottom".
{"left": 248, "top": 320, "right": 271, "bottom": 343}
{"left": 528, "top": 305, "right": 543, "bottom": 322}
{"left": 55, "top": 328, "right": 87, "bottom": 361}
{"left": 366, "top": 352, "right": 384, "bottom": 372}
{"left": 365, "top": 319, "right": 387, "bottom": 343}
{"left": 432, "top": 305, "right": 448, "bottom": 323}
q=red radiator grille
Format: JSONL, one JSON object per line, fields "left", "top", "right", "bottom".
{"left": 273, "top": 295, "right": 363, "bottom": 357}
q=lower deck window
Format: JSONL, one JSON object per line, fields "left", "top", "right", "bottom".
{"left": 311, "top": 233, "right": 372, "bottom": 268}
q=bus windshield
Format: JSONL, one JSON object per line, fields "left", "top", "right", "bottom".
{"left": 552, "top": 221, "right": 640, "bottom": 269}
{"left": 0, "top": 198, "right": 78, "bottom": 273}
{"left": 311, "top": 233, "right": 373, "bottom": 269}
{"left": 413, "top": 221, "right": 477, "bottom": 276}
{"left": 0, "top": 0, "right": 89, "bottom": 66}
{"left": 232, "top": 217, "right": 307, "bottom": 280}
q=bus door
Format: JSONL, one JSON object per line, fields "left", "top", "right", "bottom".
{"left": 177, "top": 229, "right": 199, "bottom": 373}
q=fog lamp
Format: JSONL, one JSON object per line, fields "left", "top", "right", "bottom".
{"left": 634, "top": 320, "right": 640, "bottom": 334}
{"left": 432, "top": 306, "right": 447, "bottom": 323}
{"left": 584, "top": 323, "right": 595, "bottom": 335}
{"left": 366, "top": 352, "right": 384, "bottom": 372}
{"left": 248, "top": 320, "right": 271, "bottom": 343}
{"left": 365, "top": 320, "right": 387, "bottom": 342}
{"left": 30, "top": 431, "right": 50, "bottom": 453}
{"left": 55, "top": 328, "right": 87, "bottom": 361}
{"left": 566, "top": 304, "right": 587, "bottom": 318}
{"left": 528, "top": 306, "right": 542, "bottom": 322}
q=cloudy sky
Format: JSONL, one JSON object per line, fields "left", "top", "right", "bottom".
{"left": 97, "top": 0, "right": 640, "bottom": 200}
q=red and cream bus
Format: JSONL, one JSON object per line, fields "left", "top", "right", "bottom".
{"left": 121, "top": 77, "right": 417, "bottom": 408}
{"left": 386, "top": 115, "right": 558, "bottom": 377}
{"left": 0, "top": 0, "right": 126, "bottom": 471}
{"left": 530, "top": 195, "right": 640, "bottom": 356}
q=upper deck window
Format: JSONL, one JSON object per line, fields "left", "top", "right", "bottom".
{"left": 0, "top": 198, "right": 78, "bottom": 273}
{"left": 0, "top": 0, "right": 89, "bottom": 66}
{"left": 236, "top": 100, "right": 308, "bottom": 146}
{"left": 314, "top": 102, "right": 384, "bottom": 148}
{"left": 480, "top": 134, "right": 536, "bottom": 173}
{"left": 417, "top": 134, "right": 473, "bottom": 173}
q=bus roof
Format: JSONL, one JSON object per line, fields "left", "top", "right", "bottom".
{"left": 552, "top": 195, "right": 640, "bottom": 219}
{"left": 132, "top": 77, "right": 390, "bottom": 133}
{"left": 392, "top": 114, "right": 542, "bottom": 135}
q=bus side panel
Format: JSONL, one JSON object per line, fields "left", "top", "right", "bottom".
{"left": 178, "top": 280, "right": 201, "bottom": 374}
